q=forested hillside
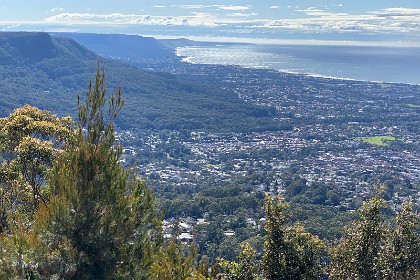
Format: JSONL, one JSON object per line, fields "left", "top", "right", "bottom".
{"left": 0, "top": 69, "right": 418, "bottom": 279}
{"left": 0, "top": 32, "right": 419, "bottom": 278}
{"left": 0, "top": 32, "right": 278, "bottom": 132}
{"left": 51, "top": 32, "right": 175, "bottom": 60}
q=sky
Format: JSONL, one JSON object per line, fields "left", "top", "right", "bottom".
{"left": 1, "top": 1, "right": 419, "bottom": 46}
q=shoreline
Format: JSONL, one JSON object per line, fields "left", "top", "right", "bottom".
{"left": 175, "top": 45, "right": 420, "bottom": 86}
{"left": 178, "top": 56, "right": 420, "bottom": 87}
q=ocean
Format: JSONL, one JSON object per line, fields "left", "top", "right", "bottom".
{"left": 175, "top": 44, "right": 420, "bottom": 85}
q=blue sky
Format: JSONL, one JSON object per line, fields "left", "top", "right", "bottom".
{"left": 1, "top": 1, "right": 419, "bottom": 45}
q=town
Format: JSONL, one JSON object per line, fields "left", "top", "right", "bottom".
{"left": 115, "top": 59, "right": 419, "bottom": 242}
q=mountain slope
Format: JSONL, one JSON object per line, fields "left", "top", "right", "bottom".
{"left": 0, "top": 32, "right": 278, "bottom": 132}
{"left": 51, "top": 32, "right": 174, "bottom": 60}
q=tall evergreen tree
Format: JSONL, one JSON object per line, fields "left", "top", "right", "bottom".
{"left": 0, "top": 68, "right": 163, "bottom": 279}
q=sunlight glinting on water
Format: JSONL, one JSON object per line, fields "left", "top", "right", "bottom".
{"left": 175, "top": 45, "right": 420, "bottom": 85}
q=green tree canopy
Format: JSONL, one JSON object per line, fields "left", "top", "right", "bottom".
{"left": 262, "top": 195, "right": 325, "bottom": 280}
{"left": 330, "top": 195, "right": 388, "bottom": 279}
{"left": 384, "top": 200, "right": 419, "bottom": 279}
{"left": 0, "top": 68, "right": 162, "bottom": 279}
{"left": 329, "top": 193, "right": 419, "bottom": 279}
{"left": 0, "top": 104, "right": 74, "bottom": 210}
{"left": 218, "top": 242, "right": 259, "bottom": 280}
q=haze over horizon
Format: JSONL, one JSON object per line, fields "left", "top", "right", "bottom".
{"left": 1, "top": 0, "right": 419, "bottom": 46}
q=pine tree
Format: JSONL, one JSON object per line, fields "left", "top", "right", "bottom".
{"left": 0, "top": 68, "right": 163, "bottom": 279}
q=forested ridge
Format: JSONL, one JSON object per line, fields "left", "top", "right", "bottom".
{"left": 0, "top": 32, "right": 278, "bottom": 133}
{"left": 0, "top": 68, "right": 418, "bottom": 279}
{"left": 0, "top": 32, "right": 418, "bottom": 279}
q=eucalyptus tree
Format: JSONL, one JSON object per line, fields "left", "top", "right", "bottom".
{"left": 0, "top": 104, "right": 74, "bottom": 211}
{"left": 262, "top": 195, "right": 325, "bottom": 280}
{"left": 0, "top": 104, "right": 74, "bottom": 241}
{"left": 329, "top": 195, "right": 388, "bottom": 279}
{"left": 0, "top": 68, "right": 163, "bottom": 279}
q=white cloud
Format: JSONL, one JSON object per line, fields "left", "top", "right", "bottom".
{"left": 172, "top": 5, "right": 211, "bottom": 9}
{"left": 1, "top": 5, "right": 418, "bottom": 41}
{"left": 44, "top": 12, "right": 221, "bottom": 27}
{"left": 153, "top": 5, "right": 166, "bottom": 8}
{"left": 228, "top": 13, "right": 258, "bottom": 17}
{"left": 372, "top": 7, "right": 420, "bottom": 17}
{"left": 1, "top": 24, "right": 21, "bottom": 31}
{"left": 270, "top": 6, "right": 281, "bottom": 9}
{"left": 51, "top": 7, "right": 64, "bottom": 13}
{"left": 297, "top": 8, "right": 349, "bottom": 18}
{"left": 254, "top": 7, "right": 420, "bottom": 34}
{"left": 41, "top": 8, "right": 420, "bottom": 35}
{"left": 216, "top": 5, "right": 251, "bottom": 11}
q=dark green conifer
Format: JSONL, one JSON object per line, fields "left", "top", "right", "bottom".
{"left": 0, "top": 68, "right": 162, "bottom": 279}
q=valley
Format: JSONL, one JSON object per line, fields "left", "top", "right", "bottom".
{"left": 0, "top": 31, "right": 419, "bottom": 260}
{"left": 1, "top": 0, "right": 419, "bottom": 276}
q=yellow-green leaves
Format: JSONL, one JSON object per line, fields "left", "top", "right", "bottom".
{"left": 0, "top": 105, "right": 74, "bottom": 211}
{"left": 262, "top": 195, "right": 325, "bottom": 279}
{"left": 218, "top": 242, "right": 259, "bottom": 280}
{"left": 330, "top": 195, "right": 388, "bottom": 279}
{"left": 2, "top": 105, "right": 74, "bottom": 144}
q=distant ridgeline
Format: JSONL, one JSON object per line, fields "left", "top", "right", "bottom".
{"left": 50, "top": 32, "right": 175, "bottom": 60}
{"left": 52, "top": 32, "right": 235, "bottom": 62}
{"left": 0, "top": 32, "right": 278, "bottom": 132}
{"left": 0, "top": 32, "right": 55, "bottom": 63}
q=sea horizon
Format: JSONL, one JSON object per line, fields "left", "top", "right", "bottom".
{"left": 175, "top": 44, "right": 420, "bottom": 85}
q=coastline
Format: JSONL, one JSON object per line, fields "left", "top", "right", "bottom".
{"left": 175, "top": 44, "right": 420, "bottom": 86}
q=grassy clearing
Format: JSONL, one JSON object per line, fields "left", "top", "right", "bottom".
{"left": 357, "top": 136, "right": 398, "bottom": 146}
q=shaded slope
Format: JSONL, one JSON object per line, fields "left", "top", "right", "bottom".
{"left": 52, "top": 32, "right": 174, "bottom": 60}
{"left": 0, "top": 32, "right": 278, "bottom": 132}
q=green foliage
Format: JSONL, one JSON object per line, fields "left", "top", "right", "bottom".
{"left": 151, "top": 237, "right": 206, "bottom": 280}
{"left": 329, "top": 193, "right": 420, "bottom": 279}
{"left": 0, "top": 215, "right": 46, "bottom": 279}
{"left": 330, "top": 195, "right": 388, "bottom": 279}
{"left": 289, "top": 203, "right": 355, "bottom": 240}
{"left": 162, "top": 184, "right": 262, "bottom": 218}
{"left": 218, "top": 242, "right": 260, "bottom": 280}
{"left": 0, "top": 68, "right": 162, "bottom": 279}
{"left": 0, "top": 104, "right": 74, "bottom": 234}
{"left": 384, "top": 201, "right": 420, "bottom": 279}
{"left": 284, "top": 176, "right": 342, "bottom": 206}
{"left": 262, "top": 195, "right": 325, "bottom": 280}
{"left": 0, "top": 32, "right": 281, "bottom": 134}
